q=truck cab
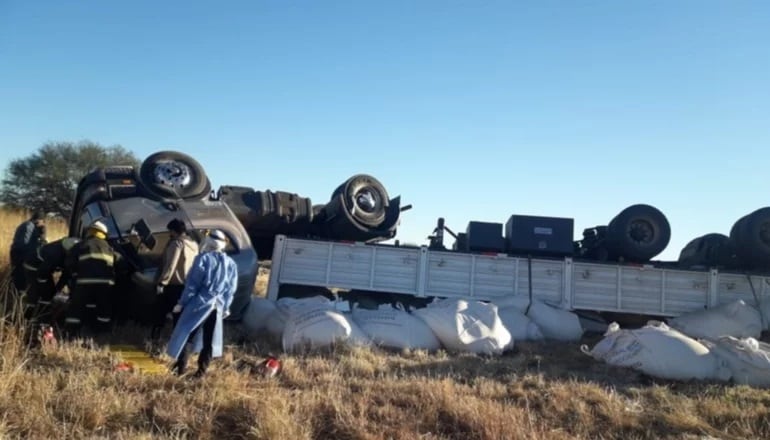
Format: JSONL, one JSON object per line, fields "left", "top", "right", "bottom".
{"left": 68, "top": 151, "right": 258, "bottom": 322}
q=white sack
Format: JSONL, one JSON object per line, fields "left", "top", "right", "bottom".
{"left": 495, "top": 296, "right": 583, "bottom": 341}
{"left": 266, "top": 296, "right": 334, "bottom": 341}
{"left": 705, "top": 337, "right": 770, "bottom": 387}
{"left": 240, "top": 297, "right": 276, "bottom": 338}
{"left": 351, "top": 306, "right": 441, "bottom": 351}
{"left": 282, "top": 300, "right": 371, "bottom": 352}
{"left": 413, "top": 299, "right": 511, "bottom": 355}
{"left": 497, "top": 306, "right": 544, "bottom": 347}
{"left": 668, "top": 300, "right": 763, "bottom": 340}
{"left": 527, "top": 301, "right": 584, "bottom": 341}
{"left": 581, "top": 321, "right": 731, "bottom": 381}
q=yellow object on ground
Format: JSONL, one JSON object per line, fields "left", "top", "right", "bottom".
{"left": 109, "top": 345, "right": 168, "bottom": 375}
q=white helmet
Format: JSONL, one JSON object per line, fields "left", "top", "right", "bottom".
{"left": 209, "top": 229, "right": 226, "bottom": 242}
{"left": 200, "top": 229, "right": 227, "bottom": 252}
{"left": 89, "top": 220, "right": 108, "bottom": 234}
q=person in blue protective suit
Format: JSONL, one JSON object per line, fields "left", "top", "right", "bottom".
{"left": 166, "top": 229, "right": 238, "bottom": 378}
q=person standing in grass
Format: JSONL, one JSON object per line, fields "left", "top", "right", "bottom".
{"left": 64, "top": 219, "right": 120, "bottom": 335}
{"left": 150, "top": 218, "right": 199, "bottom": 345}
{"left": 22, "top": 236, "right": 80, "bottom": 323}
{"left": 166, "top": 229, "right": 237, "bottom": 378}
{"left": 9, "top": 211, "right": 46, "bottom": 292}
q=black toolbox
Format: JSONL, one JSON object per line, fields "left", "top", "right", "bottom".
{"left": 466, "top": 221, "right": 505, "bottom": 253}
{"left": 505, "top": 214, "right": 574, "bottom": 256}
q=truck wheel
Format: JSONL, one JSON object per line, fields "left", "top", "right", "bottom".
{"left": 139, "top": 151, "right": 211, "bottom": 200}
{"left": 330, "top": 175, "right": 389, "bottom": 227}
{"left": 730, "top": 208, "right": 770, "bottom": 268}
{"left": 606, "top": 204, "right": 671, "bottom": 262}
{"left": 678, "top": 233, "right": 735, "bottom": 269}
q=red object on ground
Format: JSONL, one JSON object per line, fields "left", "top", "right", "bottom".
{"left": 41, "top": 326, "right": 56, "bottom": 344}
{"left": 115, "top": 361, "right": 134, "bottom": 373}
{"left": 259, "top": 356, "right": 282, "bottom": 378}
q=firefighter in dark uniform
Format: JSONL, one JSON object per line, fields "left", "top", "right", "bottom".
{"left": 22, "top": 237, "right": 80, "bottom": 324}
{"left": 64, "top": 219, "right": 120, "bottom": 335}
{"left": 9, "top": 211, "right": 46, "bottom": 293}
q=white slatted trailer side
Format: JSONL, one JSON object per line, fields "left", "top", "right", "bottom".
{"left": 266, "top": 235, "right": 770, "bottom": 317}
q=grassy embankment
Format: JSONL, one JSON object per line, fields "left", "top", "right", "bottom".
{"left": 0, "top": 209, "right": 768, "bottom": 439}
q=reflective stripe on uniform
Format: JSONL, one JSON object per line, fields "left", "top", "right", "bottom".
{"left": 36, "top": 278, "right": 48, "bottom": 283}
{"left": 85, "top": 304, "right": 97, "bottom": 309}
{"left": 79, "top": 253, "right": 114, "bottom": 264}
{"left": 37, "top": 300, "right": 51, "bottom": 305}
{"left": 65, "top": 317, "right": 81, "bottom": 324}
{"left": 76, "top": 278, "right": 115, "bottom": 285}
{"left": 96, "top": 317, "right": 111, "bottom": 323}
{"left": 23, "top": 263, "right": 38, "bottom": 271}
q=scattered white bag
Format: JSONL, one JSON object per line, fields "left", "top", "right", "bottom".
{"left": 581, "top": 321, "right": 731, "bottom": 381}
{"left": 266, "top": 296, "right": 332, "bottom": 341}
{"left": 240, "top": 297, "right": 276, "bottom": 339}
{"left": 282, "top": 299, "right": 371, "bottom": 352}
{"left": 527, "top": 301, "right": 584, "bottom": 341}
{"left": 496, "top": 296, "right": 583, "bottom": 341}
{"left": 351, "top": 305, "right": 442, "bottom": 350}
{"left": 496, "top": 306, "right": 544, "bottom": 347}
{"left": 668, "top": 300, "right": 763, "bottom": 340}
{"left": 413, "top": 299, "right": 511, "bottom": 355}
{"left": 705, "top": 337, "right": 770, "bottom": 387}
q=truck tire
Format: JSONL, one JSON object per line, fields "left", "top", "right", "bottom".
{"left": 678, "top": 233, "right": 736, "bottom": 269}
{"left": 139, "top": 151, "right": 211, "bottom": 200}
{"left": 730, "top": 208, "right": 770, "bottom": 268}
{"left": 606, "top": 204, "right": 671, "bottom": 262}
{"left": 329, "top": 174, "right": 389, "bottom": 227}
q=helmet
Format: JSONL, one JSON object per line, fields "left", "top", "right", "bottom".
{"left": 200, "top": 229, "right": 227, "bottom": 253}
{"left": 209, "top": 229, "right": 226, "bottom": 242}
{"left": 89, "top": 220, "right": 108, "bottom": 235}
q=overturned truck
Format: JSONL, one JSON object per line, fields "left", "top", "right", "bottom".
{"left": 69, "top": 150, "right": 770, "bottom": 325}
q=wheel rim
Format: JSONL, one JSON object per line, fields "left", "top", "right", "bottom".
{"left": 354, "top": 188, "right": 379, "bottom": 213}
{"left": 628, "top": 220, "right": 654, "bottom": 245}
{"left": 153, "top": 161, "right": 192, "bottom": 189}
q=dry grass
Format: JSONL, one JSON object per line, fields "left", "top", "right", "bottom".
{"left": 0, "top": 209, "right": 769, "bottom": 439}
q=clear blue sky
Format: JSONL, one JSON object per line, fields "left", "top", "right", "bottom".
{"left": 1, "top": 1, "right": 769, "bottom": 260}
